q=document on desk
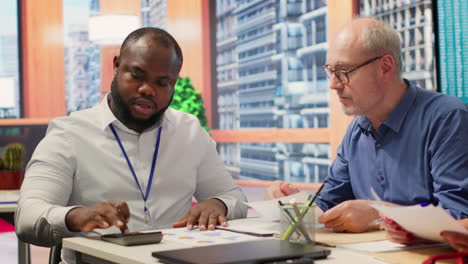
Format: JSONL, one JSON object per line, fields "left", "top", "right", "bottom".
{"left": 216, "top": 217, "right": 280, "bottom": 236}
{"left": 338, "top": 240, "right": 450, "bottom": 253}
{"left": 315, "top": 228, "right": 387, "bottom": 246}
{"left": 160, "top": 227, "right": 270, "bottom": 247}
{"left": 245, "top": 191, "right": 311, "bottom": 220}
{"left": 372, "top": 204, "right": 468, "bottom": 242}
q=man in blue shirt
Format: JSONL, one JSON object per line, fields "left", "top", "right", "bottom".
{"left": 265, "top": 18, "right": 468, "bottom": 233}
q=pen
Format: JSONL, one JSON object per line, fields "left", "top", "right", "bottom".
{"left": 281, "top": 183, "right": 326, "bottom": 240}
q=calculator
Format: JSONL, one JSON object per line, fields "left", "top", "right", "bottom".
{"left": 101, "top": 231, "right": 163, "bottom": 246}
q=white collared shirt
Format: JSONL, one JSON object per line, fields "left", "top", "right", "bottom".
{"left": 15, "top": 96, "right": 247, "bottom": 256}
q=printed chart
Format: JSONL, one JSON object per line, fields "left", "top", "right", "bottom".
{"left": 161, "top": 228, "right": 270, "bottom": 246}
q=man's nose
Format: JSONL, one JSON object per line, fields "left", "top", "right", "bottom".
{"left": 328, "top": 74, "right": 344, "bottom": 91}
{"left": 137, "top": 82, "right": 156, "bottom": 97}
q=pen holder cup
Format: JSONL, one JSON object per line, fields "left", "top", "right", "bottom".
{"left": 279, "top": 204, "right": 315, "bottom": 244}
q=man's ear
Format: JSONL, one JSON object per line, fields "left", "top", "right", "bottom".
{"left": 113, "top": 56, "right": 120, "bottom": 74}
{"left": 380, "top": 54, "right": 395, "bottom": 80}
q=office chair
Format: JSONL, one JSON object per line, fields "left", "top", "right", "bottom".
{"left": 48, "top": 243, "right": 62, "bottom": 264}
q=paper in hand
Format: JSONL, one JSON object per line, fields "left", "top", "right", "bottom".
{"left": 372, "top": 203, "right": 468, "bottom": 242}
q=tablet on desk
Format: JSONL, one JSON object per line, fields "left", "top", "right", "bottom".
{"left": 152, "top": 239, "right": 330, "bottom": 264}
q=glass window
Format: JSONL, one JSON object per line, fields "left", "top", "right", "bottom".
{"left": 0, "top": 0, "right": 20, "bottom": 118}
{"left": 215, "top": 0, "right": 331, "bottom": 183}
{"left": 359, "top": 0, "right": 437, "bottom": 92}
{"left": 63, "top": 0, "right": 101, "bottom": 113}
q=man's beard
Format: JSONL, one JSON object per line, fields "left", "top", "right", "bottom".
{"left": 110, "top": 77, "right": 172, "bottom": 131}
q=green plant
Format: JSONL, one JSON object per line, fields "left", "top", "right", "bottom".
{"left": 170, "top": 77, "right": 209, "bottom": 132}
{"left": 2, "top": 143, "right": 25, "bottom": 171}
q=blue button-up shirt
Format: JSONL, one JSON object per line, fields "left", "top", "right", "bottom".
{"left": 315, "top": 81, "right": 468, "bottom": 219}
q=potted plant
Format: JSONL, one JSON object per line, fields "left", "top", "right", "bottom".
{"left": 170, "top": 77, "right": 209, "bottom": 132}
{"left": 0, "top": 143, "right": 25, "bottom": 189}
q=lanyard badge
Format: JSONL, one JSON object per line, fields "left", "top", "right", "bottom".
{"left": 109, "top": 124, "right": 163, "bottom": 226}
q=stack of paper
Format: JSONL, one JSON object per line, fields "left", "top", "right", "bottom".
{"left": 338, "top": 240, "right": 449, "bottom": 253}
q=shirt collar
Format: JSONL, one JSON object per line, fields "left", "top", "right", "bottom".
{"left": 98, "top": 93, "right": 171, "bottom": 133}
{"left": 357, "top": 79, "right": 417, "bottom": 134}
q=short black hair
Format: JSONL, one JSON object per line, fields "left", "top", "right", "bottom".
{"left": 120, "top": 27, "right": 183, "bottom": 70}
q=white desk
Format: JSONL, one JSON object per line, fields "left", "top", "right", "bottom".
{"left": 63, "top": 235, "right": 387, "bottom": 264}
{"left": 0, "top": 190, "right": 30, "bottom": 264}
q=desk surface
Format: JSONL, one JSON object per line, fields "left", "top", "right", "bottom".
{"left": 0, "top": 190, "right": 19, "bottom": 213}
{"left": 63, "top": 235, "right": 388, "bottom": 264}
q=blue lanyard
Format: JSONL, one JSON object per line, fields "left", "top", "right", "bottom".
{"left": 109, "top": 124, "right": 162, "bottom": 214}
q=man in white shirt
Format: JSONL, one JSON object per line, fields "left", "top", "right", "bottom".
{"left": 15, "top": 27, "right": 247, "bottom": 261}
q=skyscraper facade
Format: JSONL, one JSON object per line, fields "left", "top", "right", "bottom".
{"left": 216, "top": 0, "right": 331, "bottom": 183}
{"left": 360, "top": 0, "right": 436, "bottom": 91}
{"left": 0, "top": 35, "right": 19, "bottom": 118}
{"left": 141, "top": 0, "right": 168, "bottom": 29}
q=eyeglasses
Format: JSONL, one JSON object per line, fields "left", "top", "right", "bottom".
{"left": 322, "top": 56, "right": 384, "bottom": 84}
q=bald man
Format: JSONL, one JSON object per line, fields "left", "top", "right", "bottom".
{"left": 266, "top": 18, "right": 468, "bottom": 233}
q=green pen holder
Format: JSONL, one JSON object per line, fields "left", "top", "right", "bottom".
{"left": 279, "top": 203, "right": 315, "bottom": 244}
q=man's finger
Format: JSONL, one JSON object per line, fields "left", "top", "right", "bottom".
{"left": 172, "top": 219, "right": 187, "bottom": 228}
{"left": 281, "top": 183, "right": 299, "bottom": 196}
{"left": 195, "top": 211, "right": 210, "bottom": 231}
{"left": 318, "top": 205, "right": 342, "bottom": 224}
{"left": 92, "top": 214, "right": 110, "bottom": 230}
{"left": 114, "top": 201, "right": 131, "bottom": 223}
{"left": 322, "top": 215, "right": 343, "bottom": 229}
{"left": 330, "top": 223, "right": 346, "bottom": 232}
{"left": 264, "top": 181, "right": 285, "bottom": 200}
{"left": 185, "top": 209, "right": 201, "bottom": 230}
{"left": 113, "top": 205, "right": 129, "bottom": 233}
{"left": 218, "top": 215, "right": 228, "bottom": 227}
{"left": 172, "top": 212, "right": 190, "bottom": 228}
{"left": 206, "top": 214, "right": 219, "bottom": 230}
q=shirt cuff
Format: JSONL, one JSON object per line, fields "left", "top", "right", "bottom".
{"left": 211, "top": 196, "right": 248, "bottom": 220}
{"left": 50, "top": 205, "right": 81, "bottom": 237}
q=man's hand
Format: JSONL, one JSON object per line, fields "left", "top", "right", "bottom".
{"left": 263, "top": 181, "right": 300, "bottom": 200}
{"left": 317, "top": 199, "right": 380, "bottom": 233}
{"left": 65, "top": 200, "right": 130, "bottom": 234}
{"left": 172, "top": 198, "right": 227, "bottom": 231}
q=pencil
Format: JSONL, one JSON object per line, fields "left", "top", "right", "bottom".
{"left": 281, "top": 183, "right": 326, "bottom": 240}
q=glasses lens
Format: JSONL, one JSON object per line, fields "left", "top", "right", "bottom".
{"left": 322, "top": 66, "right": 333, "bottom": 79}
{"left": 337, "top": 71, "right": 348, "bottom": 84}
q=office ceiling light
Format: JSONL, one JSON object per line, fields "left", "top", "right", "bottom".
{"left": 88, "top": 14, "right": 141, "bottom": 45}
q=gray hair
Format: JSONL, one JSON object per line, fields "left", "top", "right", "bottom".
{"left": 359, "top": 19, "right": 402, "bottom": 75}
